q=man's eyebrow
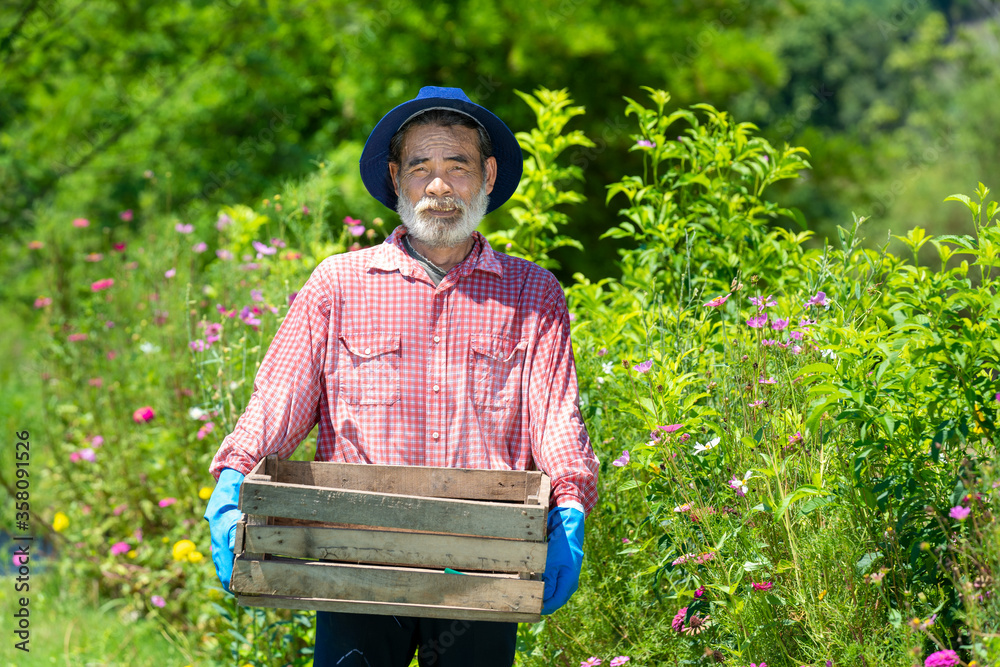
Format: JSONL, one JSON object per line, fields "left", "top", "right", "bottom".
{"left": 405, "top": 154, "right": 472, "bottom": 168}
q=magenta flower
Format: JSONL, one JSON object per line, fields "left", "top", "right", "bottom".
{"left": 240, "top": 305, "right": 261, "bottom": 327}
{"left": 924, "top": 650, "right": 959, "bottom": 667}
{"left": 671, "top": 607, "right": 688, "bottom": 632}
{"left": 633, "top": 359, "right": 653, "bottom": 373}
{"left": 151, "top": 595, "right": 166, "bottom": 608}
{"left": 703, "top": 293, "right": 730, "bottom": 308}
{"left": 610, "top": 658, "right": 630, "bottom": 667}
{"left": 91, "top": 278, "right": 114, "bottom": 291}
{"left": 693, "top": 585, "right": 706, "bottom": 598}
{"left": 751, "top": 581, "right": 774, "bottom": 591}
{"left": 158, "top": 497, "right": 177, "bottom": 508}
{"left": 119, "top": 209, "right": 134, "bottom": 222}
{"left": 34, "top": 297, "right": 52, "bottom": 308}
{"left": 771, "top": 318, "right": 789, "bottom": 331}
{"left": 949, "top": 505, "right": 971, "bottom": 520}
{"left": 344, "top": 216, "right": 362, "bottom": 226}
{"left": 175, "top": 223, "right": 193, "bottom": 234}
{"left": 132, "top": 406, "right": 155, "bottom": 423}
{"left": 192, "top": 242, "right": 208, "bottom": 253}
{"left": 659, "top": 423, "right": 684, "bottom": 433}
{"left": 580, "top": 658, "right": 602, "bottom": 667}
{"left": 13, "top": 553, "right": 28, "bottom": 567}
{"left": 113, "top": 242, "right": 126, "bottom": 252}
{"left": 110, "top": 541, "right": 130, "bottom": 556}
{"left": 807, "top": 291, "right": 827, "bottom": 307}
{"left": 70, "top": 452, "right": 81, "bottom": 463}
{"left": 288, "top": 291, "right": 298, "bottom": 305}
{"left": 747, "top": 313, "right": 768, "bottom": 328}
{"left": 612, "top": 450, "right": 630, "bottom": 467}
{"left": 72, "top": 217, "right": 90, "bottom": 228}
{"left": 189, "top": 339, "right": 208, "bottom": 352}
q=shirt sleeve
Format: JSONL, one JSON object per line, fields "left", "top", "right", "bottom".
{"left": 526, "top": 279, "right": 599, "bottom": 515}
{"left": 208, "top": 260, "right": 335, "bottom": 479}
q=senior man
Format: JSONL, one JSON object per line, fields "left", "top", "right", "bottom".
{"left": 204, "top": 86, "right": 599, "bottom": 667}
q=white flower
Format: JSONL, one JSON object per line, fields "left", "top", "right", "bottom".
{"left": 601, "top": 361, "right": 614, "bottom": 375}
{"left": 139, "top": 342, "right": 160, "bottom": 354}
{"left": 188, "top": 407, "right": 207, "bottom": 421}
{"left": 821, "top": 348, "right": 838, "bottom": 360}
{"left": 732, "top": 470, "right": 753, "bottom": 495}
{"left": 693, "top": 437, "right": 720, "bottom": 454}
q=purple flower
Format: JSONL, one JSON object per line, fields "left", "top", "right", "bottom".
{"left": 747, "top": 313, "right": 768, "bottom": 329}
{"left": 949, "top": 505, "right": 971, "bottom": 520}
{"left": 175, "top": 223, "right": 193, "bottom": 234}
{"left": 771, "top": 318, "right": 789, "bottom": 331}
{"left": 789, "top": 330, "right": 804, "bottom": 341}
{"left": 252, "top": 240, "right": 276, "bottom": 257}
{"left": 635, "top": 139, "right": 655, "bottom": 148}
{"left": 633, "top": 359, "right": 653, "bottom": 373}
{"left": 251, "top": 289, "right": 264, "bottom": 302}
{"left": 806, "top": 291, "right": 827, "bottom": 308}
{"left": 151, "top": 595, "right": 166, "bottom": 608}
{"left": 612, "top": 450, "right": 630, "bottom": 467}
{"left": 749, "top": 294, "right": 776, "bottom": 310}
{"left": 924, "top": 650, "right": 960, "bottom": 667}
{"left": 240, "top": 306, "right": 261, "bottom": 327}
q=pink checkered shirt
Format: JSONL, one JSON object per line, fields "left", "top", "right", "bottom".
{"left": 209, "top": 226, "right": 599, "bottom": 514}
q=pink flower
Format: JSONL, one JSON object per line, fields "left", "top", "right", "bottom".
{"left": 196, "top": 422, "right": 215, "bottom": 440}
{"left": 216, "top": 249, "right": 233, "bottom": 260}
{"left": 175, "top": 223, "right": 193, "bottom": 234}
{"left": 134, "top": 529, "right": 143, "bottom": 542}
{"left": 694, "top": 551, "right": 716, "bottom": 564}
{"left": 659, "top": 423, "right": 684, "bottom": 433}
{"left": 132, "top": 406, "right": 155, "bottom": 423}
{"left": 580, "top": 658, "right": 602, "bottom": 667}
{"left": 288, "top": 291, "right": 298, "bottom": 305}
{"left": 752, "top": 581, "right": 774, "bottom": 591}
{"left": 693, "top": 585, "right": 706, "bottom": 598}
{"left": 302, "top": 205, "right": 310, "bottom": 214}
{"left": 621, "top": 537, "right": 631, "bottom": 544}
{"left": 633, "top": 359, "right": 653, "bottom": 373}
{"left": 158, "top": 497, "right": 177, "bottom": 508}
{"left": 344, "top": 216, "right": 362, "bottom": 226}
{"left": 597, "top": 347, "right": 608, "bottom": 356}
{"left": 85, "top": 252, "right": 103, "bottom": 262}
{"left": 612, "top": 450, "right": 630, "bottom": 467}
{"left": 189, "top": 339, "right": 207, "bottom": 352}
{"left": 610, "top": 658, "right": 630, "bottom": 667}
{"left": 72, "top": 217, "right": 90, "bottom": 228}
{"left": 671, "top": 607, "right": 688, "bottom": 632}
{"left": 68, "top": 333, "right": 88, "bottom": 342}
{"left": 252, "top": 240, "right": 276, "bottom": 257}
{"left": 13, "top": 553, "right": 28, "bottom": 567}
{"left": 673, "top": 503, "right": 692, "bottom": 513}
{"left": 789, "top": 431, "right": 803, "bottom": 444}
{"left": 79, "top": 448, "right": 96, "bottom": 462}
{"left": 164, "top": 268, "right": 176, "bottom": 279}
{"left": 113, "top": 503, "right": 127, "bottom": 516}
{"left": 91, "top": 278, "right": 114, "bottom": 291}
{"left": 216, "top": 213, "right": 232, "bottom": 230}
{"left": 749, "top": 400, "right": 764, "bottom": 408}
{"left": 924, "top": 650, "right": 960, "bottom": 667}
{"left": 28, "top": 240, "right": 44, "bottom": 249}
{"left": 749, "top": 294, "right": 776, "bottom": 310}
{"left": 949, "top": 505, "right": 971, "bottom": 520}
{"left": 34, "top": 296, "right": 52, "bottom": 308}
{"left": 635, "top": 139, "right": 655, "bottom": 148}
{"left": 151, "top": 595, "right": 166, "bottom": 608}
{"left": 91, "top": 435, "right": 104, "bottom": 447}
{"left": 703, "top": 293, "right": 730, "bottom": 308}
{"left": 251, "top": 289, "right": 264, "bottom": 302}
{"left": 771, "top": 318, "right": 789, "bottom": 331}
{"left": 672, "top": 553, "right": 694, "bottom": 566}
{"left": 110, "top": 541, "right": 130, "bottom": 556}
{"left": 113, "top": 242, "right": 127, "bottom": 252}
{"left": 747, "top": 313, "right": 768, "bottom": 328}
{"left": 759, "top": 376, "right": 777, "bottom": 385}
{"left": 119, "top": 209, "right": 134, "bottom": 222}
{"left": 348, "top": 224, "right": 366, "bottom": 237}
{"left": 69, "top": 452, "right": 81, "bottom": 463}
{"left": 192, "top": 242, "right": 207, "bottom": 253}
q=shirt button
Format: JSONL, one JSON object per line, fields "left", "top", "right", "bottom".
{"left": 433, "top": 336, "right": 441, "bottom": 343}
{"left": 431, "top": 431, "right": 439, "bottom": 439}
{"left": 364, "top": 347, "right": 371, "bottom": 355}
{"left": 432, "top": 384, "right": 440, "bottom": 392}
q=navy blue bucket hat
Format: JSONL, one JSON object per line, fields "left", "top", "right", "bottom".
{"left": 359, "top": 86, "right": 523, "bottom": 214}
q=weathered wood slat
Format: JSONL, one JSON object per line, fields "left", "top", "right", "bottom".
{"left": 275, "top": 460, "right": 532, "bottom": 502}
{"left": 231, "top": 558, "right": 543, "bottom": 614}
{"left": 236, "top": 594, "right": 542, "bottom": 623}
{"left": 240, "top": 480, "right": 546, "bottom": 541}
{"left": 244, "top": 524, "right": 546, "bottom": 573}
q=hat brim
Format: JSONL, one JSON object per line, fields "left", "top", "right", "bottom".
{"left": 359, "top": 96, "right": 523, "bottom": 215}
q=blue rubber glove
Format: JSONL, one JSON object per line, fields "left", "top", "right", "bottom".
{"left": 542, "top": 506, "right": 585, "bottom": 615}
{"left": 203, "top": 468, "right": 245, "bottom": 592}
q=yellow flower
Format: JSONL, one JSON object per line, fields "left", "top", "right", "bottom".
{"left": 128, "top": 550, "right": 137, "bottom": 559}
{"left": 198, "top": 486, "right": 213, "bottom": 501}
{"left": 187, "top": 551, "right": 204, "bottom": 563}
{"left": 817, "top": 589, "right": 827, "bottom": 601}
{"left": 172, "top": 539, "right": 196, "bottom": 562}
{"left": 52, "top": 511, "right": 70, "bottom": 532}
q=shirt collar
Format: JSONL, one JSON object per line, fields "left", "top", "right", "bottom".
{"left": 368, "top": 225, "right": 504, "bottom": 279}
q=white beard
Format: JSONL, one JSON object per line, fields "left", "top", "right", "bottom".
{"left": 396, "top": 181, "right": 489, "bottom": 249}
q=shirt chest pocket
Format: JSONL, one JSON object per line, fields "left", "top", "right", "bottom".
{"left": 339, "top": 333, "right": 401, "bottom": 405}
{"left": 470, "top": 335, "right": 528, "bottom": 410}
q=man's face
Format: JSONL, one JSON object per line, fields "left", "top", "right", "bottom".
{"left": 389, "top": 123, "right": 498, "bottom": 248}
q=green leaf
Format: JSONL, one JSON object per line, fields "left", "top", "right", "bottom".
{"left": 773, "top": 484, "right": 831, "bottom": 522}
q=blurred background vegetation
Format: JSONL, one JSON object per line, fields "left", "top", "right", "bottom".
{"left": 3, "top": 0, "right": 999, "bottom": 283}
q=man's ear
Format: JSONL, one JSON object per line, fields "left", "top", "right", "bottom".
{"left": 484, "top": 156, "right": 498, "bottom": 195}
{"left": 388, "top": 162, "right": 400, "bottom": 196}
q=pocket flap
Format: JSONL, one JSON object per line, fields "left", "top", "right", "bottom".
{"left": 471, "top": 335, "right": 528, "bottom": 363}
{"left": 340, "top": 333, "right": 401, "bottom": 359}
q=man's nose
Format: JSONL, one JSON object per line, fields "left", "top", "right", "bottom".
{"left": 425, "top": 176, "right": 452, "bottom": 199}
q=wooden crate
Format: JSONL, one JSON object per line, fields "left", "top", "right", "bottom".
{"left": 230, "top": 455, "right": 550, "bottom": 622}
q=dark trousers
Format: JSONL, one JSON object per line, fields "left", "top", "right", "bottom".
{"left": 313, "top": 611, "right": 518, "bottom": 667}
